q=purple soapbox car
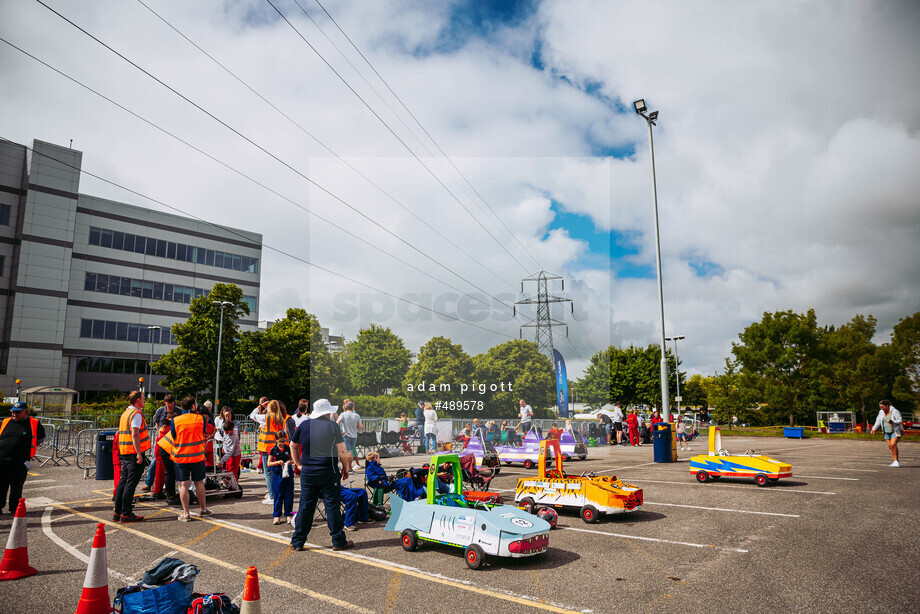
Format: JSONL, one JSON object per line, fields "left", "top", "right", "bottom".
{"left": 467, "top": 428, "right": 587, "bottom": 469}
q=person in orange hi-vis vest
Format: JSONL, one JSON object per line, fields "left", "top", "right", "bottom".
{"left": 113, "top": 390, "right": 151, "bottom": 523}
{"left": 171, "top": 396, "right": 214, "bottom": 521}
{"left": 0, "top": 401, "right": 46, "bottom": 514}
{"left": 252, "top": 399, "right": 287, "bottom": 505}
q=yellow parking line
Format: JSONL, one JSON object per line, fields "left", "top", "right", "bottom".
{"left": 51, "top": 503, "right": 373, "bottom": 614}
{"left": 265, "top": 545, "right": 294, "bottom": 573}
{"left": 383, "top": 571, "right": 402, "bottom": 614}
{"left": 58, "top": 496, "right": 114, "bottom": 506}
{"left": 182, "top": 524, "right": 220, "bottom": 548}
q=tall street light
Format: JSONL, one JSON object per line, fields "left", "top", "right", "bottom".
{"left": 634, "top": 98, "right": 670, "bottom": 418}
{"left": 147, "top": 325, "right": 161, "bottom": 399}
{"left": 213, "top": 301, "right": 234, "bottom": 407}
{"left": 665, "top": 335, "right": 685, "bottom": 420}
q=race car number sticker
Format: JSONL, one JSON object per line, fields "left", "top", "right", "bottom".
{"left": 510, "top": 517, "right": 534, "bottom": 528}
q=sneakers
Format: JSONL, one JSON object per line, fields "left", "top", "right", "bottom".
{"left": 120, "top": 513, "right": 145, "bottom": 523}
{"left": 197, "top": 509, "right": 214, "bottom": 517}
{"left": 290, "top": 545, "right": 307, "bottom": 551}
{"left": 177, "top": 514, "right": 192, "bottom": 522}
{"left": 273, "top": 518, "right": 282, "bottom": 525}
{"left": 288, "top": 515, "right": 296, "bottom": 525}
{"left": 151, "top": 492, "right": 166, "bottom": 501}
{"left": 112, "top": 512, "right": 123, "bottom": 522}
{"left": 890, "top": 461, "right": 900, "bottom": 467}
{"left": 140, "top": 485, "right": 151, "bottom": 493}
{"left": 331, "top": 540, "right": 355, "bottom": 551}
{"left": 344, "top": 525, "right": 357, "bottom": 531}
{"left": 357, "top": 519, "right": 375, "bottom": 525}
{"left": 166, "top": 497, "right": 181, "bottom": 506}
{"left": 262, "top": 497, "right": 275, "bottom": 505}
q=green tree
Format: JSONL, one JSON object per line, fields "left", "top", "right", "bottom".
{"left": 239, "top": 309, "right": 336, "bottom": 406}
{"left": 682, "top": 374, "right": 709, "bottom": 410}
{"left": 472, "top": 340, "right": 553, "bottom": 418}
{"left": 821, "top": 315, "right": 886, "bottom": 425}
{"left": 732, "top": 309, "right": 824, "bottom": 426}
{"left": 703, "top": 358, "right": 758, "bottom": 427}
{"left": 152, "top": 283, "right": 249, "bottom": 402}
{"left": 576, "top": 345, "right": 669, "bottom": 409}
{"left": 890, "top": 312, "right": 920, "bottom": 412}
{"left": 403, "top": 336, "right": 475, "bottom": 407}
{"left": 348, "top": 324, "right": 411, "bottom": 396}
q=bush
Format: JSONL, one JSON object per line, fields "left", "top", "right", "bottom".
{"left": 329, "top": 395, "right": 416, "bottom": 418}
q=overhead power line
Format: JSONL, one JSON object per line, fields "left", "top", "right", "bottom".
{"left": 27, "top": 0, "right": 516, "bottom": 313}
{"left": 2, "top": 136, "right": 517, "bottom": 340}
{"left": 133, "top": 0, "right": 516, "bottom": 294}
{"left": 264, "top": 0, "right": 534, "bottom": 275}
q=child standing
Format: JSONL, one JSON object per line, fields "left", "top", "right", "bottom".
{"left": 267, "top": 432, "right": 295, "bottom": 525}
{"left": 676, "top": 420, "right": 691, "bottom": 451}
{"left": 218, "top": 420, "right": 242, "bottom": 480}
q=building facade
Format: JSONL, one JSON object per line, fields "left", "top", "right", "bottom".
{"left": 0, "top": 139, "right": 262, "bottom": 400}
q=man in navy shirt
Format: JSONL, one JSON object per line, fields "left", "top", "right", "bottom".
{"left": 289, "top": 399, "right": 353, "bottom": 551}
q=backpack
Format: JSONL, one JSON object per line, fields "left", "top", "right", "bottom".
{"left": 187, "top": 593, "right": 239, "bottom": 614}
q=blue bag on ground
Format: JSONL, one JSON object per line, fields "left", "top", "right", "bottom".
{"left": 115, "top": 557, "right": 199, "bottom": 614}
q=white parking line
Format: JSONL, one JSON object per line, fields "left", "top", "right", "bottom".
{"left": 794, "top": 466, "right": 878, "bottom": 473}
{"left": 794, "top": 475, "right": 859, "bottom": 481}
{"left": 20, "top": 479, "right": 56, "bottom": 485}
{"left": 622, "top": 478, "right": 836, "bottom": 495}
{"left": 23, "top": 484, "right": 70, "bottom": 492}
{"left": 41, "top": 505, "right": 135, "bottom": 585}
{"left": 643, "top": 502, "right": 800, "bottom": 517}
{"left": 559, "top": 526, "right": 748, "bottom": 553}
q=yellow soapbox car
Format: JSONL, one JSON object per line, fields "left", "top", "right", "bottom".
{"left": 514, "top": 439, "right": 643, "bottom": 523}
{"left": 690, "top": 426, "right": 792, "bottom": 486}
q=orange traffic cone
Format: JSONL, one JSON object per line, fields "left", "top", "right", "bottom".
{"left": 0, "top": 498, "right": 37, "bottom": 581}
{"left": 73, "top": 523, "right": 113, "bottom": 614}
{"left": 240, "top": 565, "right": 263, "bottom": 614}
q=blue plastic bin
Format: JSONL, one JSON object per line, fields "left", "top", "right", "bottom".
{"left": 783, "top": 427, "right": 805, "bottom": 439}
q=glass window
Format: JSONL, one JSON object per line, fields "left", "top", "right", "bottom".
{"left": 104, "top": 321, "right": 117, "bottom": 340}
{"left": 176, "top": 244, "right": 186, "bottom": 261}
{"left": 0, "top": 204, "right": 11, "bottom": 226}
{"left": 112, "top": 358, "right": 125, "bottom": 374}
{"left": 137, "top": 360, "right": 148, "bottom": 375}
{"left": 153, "top": 282, "right": 163, "bottom": 300}
{"left": 155, "top": 239, "right": 166, "bottom": 258}
{"left": 95, "top": 274, "right": 108, "bottom": 293}
{"left": 80, "top": 319, "right": 92, "bottom": 337}
{"left": 123, "top": 233, "right": 135, "bottom": 252}
{"left": 89, "top": 357, "right": 102, "bottom": 373}
{"left": 164, "top": 284, "right": 173, "bottom": 302}
{"left": 108, "top": 275, "right": 120, "bottom": 294}
{"left": 205, "top": 249, "right": 214, "bottom": 266}
{"left": 184, "top": 287, "right": 192, "bottom": 303}
{"left": 112, "top": 231, "right": 124, "bottom": 250}
{"left": 251, "top": 258, "right": 258, "bottom": 274}
{"left": 92, "top": 320, "right": 105, "bottom": 339}
{"left": 167, "top": 242, "right": 176, "bottom": 259}
{"left": 120, "top": 277, "right": 131, "bottom": 296}
{"left": 76, "top": 356, "right": 90, "bottom": 372}
{"left": 151, "top": 327, "right": 161, "bottom": 344}
{"left": 116, "top": 322, "right": 128, "bottom": 341}
{"left": 84, "top": 272, "right": 96, "bottom": 292}
{"left": 232, "top": 254, "right": 241, "bottom": 271}
{"left": 133, "top": 235, "right": 145, "bottom": 254}
{"left": 194, "top": 288, "right": 204, "bottom": 299}
{"left": 89, "top": 227, "right": 100, "bottom": 245}
{"left": 187, "top": 246, "right": 196, "bottom": 263}
{"left": 128, "top": 323, "right": 138, "bottom": 342}
{"left": 139, "top": 327, "right": 149, "bottom": 344}
{"left": 131, "top": 279, "right": 142, "bottom": 298}
{"left": 145, "top": 238, "right": 156, "bottom": 256}
{"left": 142, "top": 281, "right": 153, "bottom": 299}
{"left": 99, "top": 357, "right": 113, "bottom": 373}
{"left": 100, "top": 229, "right": 113, "bottom": 248}
{"left": 224, "top": 253, "right": 233, "bottom": 269}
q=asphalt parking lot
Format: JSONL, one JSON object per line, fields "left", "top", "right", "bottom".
{"left": 1, "top": 435, "right": 917, "bottom": 613}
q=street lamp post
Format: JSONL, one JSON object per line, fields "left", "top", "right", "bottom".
{"left": 15, "top": 378, "right": 21, "bottom": 399}
{"left": 665, "top": 335, "right": 685, "bottom": 420}
{"left": 634, "top": 99, "right": 670, "bottom": 418}
{"left": 212, "top": 301, "right": 234, "bottom": 407}
{"left": 147, "top": 326, "right": 161, "bottom": 399}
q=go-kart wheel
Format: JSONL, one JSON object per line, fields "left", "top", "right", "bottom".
{"left": 523, "top": 459, "right": 535, "bottom": 470}
{"left": 401, "top": 529, "right": 418, "bottom": 551}
{"left": 520, "top": 497, "right": 536, "bottom": 514}
{"left": 578, "top": 455, "right": 587, "bottom": 461}
{"left": 465, "top": 544, "right": 485, "bottom": 569}
{"left": 695, "top": 471, "right": 710, "bottom": 483}
{"left": 232, "top": 484, "right": 244, "bottom": 499}
{"left": 562, "top": 454, "right": 571, "bottom": 462}
{"left": 755, "top": 474, "right": 769, "bottom": 487}
{"left": 580, "top": 505, "right": 599, "bottom": 524}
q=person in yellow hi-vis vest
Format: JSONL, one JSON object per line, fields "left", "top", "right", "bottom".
{"left": 171, "top": 396, "right": 215, "bottom": 521}
{"left": 113, "top": 390, "right": 151, "bottom": 523}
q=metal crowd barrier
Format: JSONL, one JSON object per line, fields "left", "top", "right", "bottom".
{"left": 37, "top": 418, "right": 95, "bottom": 466}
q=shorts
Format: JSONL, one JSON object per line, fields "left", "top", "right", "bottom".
{"left": 614, "top": 422, "right": 622, "bottom": 432}
{"left": 677, "top": 433, "right": 687, "bottom": 441}
{"left": 605, "top": 423, "right": 612, "bottom": 434}
{"left": 884, "top": 429, "right": 903, "bottom": 440}
{"left": 343, "top": 436, "right": 357, "bottom": 453}
{"left": 174, "top": 461, "right": 205, "bottom": 482}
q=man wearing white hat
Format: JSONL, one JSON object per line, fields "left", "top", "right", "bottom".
{"left": 289, "top": 399, "right": 354, "bottom": 551}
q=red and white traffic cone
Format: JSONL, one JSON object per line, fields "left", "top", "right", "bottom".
{"left": 240, "top": 565, "right": 262, "bottom": 614}
{"left": 0, "top": 498, "right": 37, "bottom": 581}
{"left": 73, "top": 523, "right": 113, "bottom": 614}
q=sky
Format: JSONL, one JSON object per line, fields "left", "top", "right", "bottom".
{"left": 2, "top": 0, "right": 919, "bottom": 381}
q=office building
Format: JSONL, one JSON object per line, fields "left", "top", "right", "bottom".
{"left": 0, "top": 139, "right": 262, "bottom": 401}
